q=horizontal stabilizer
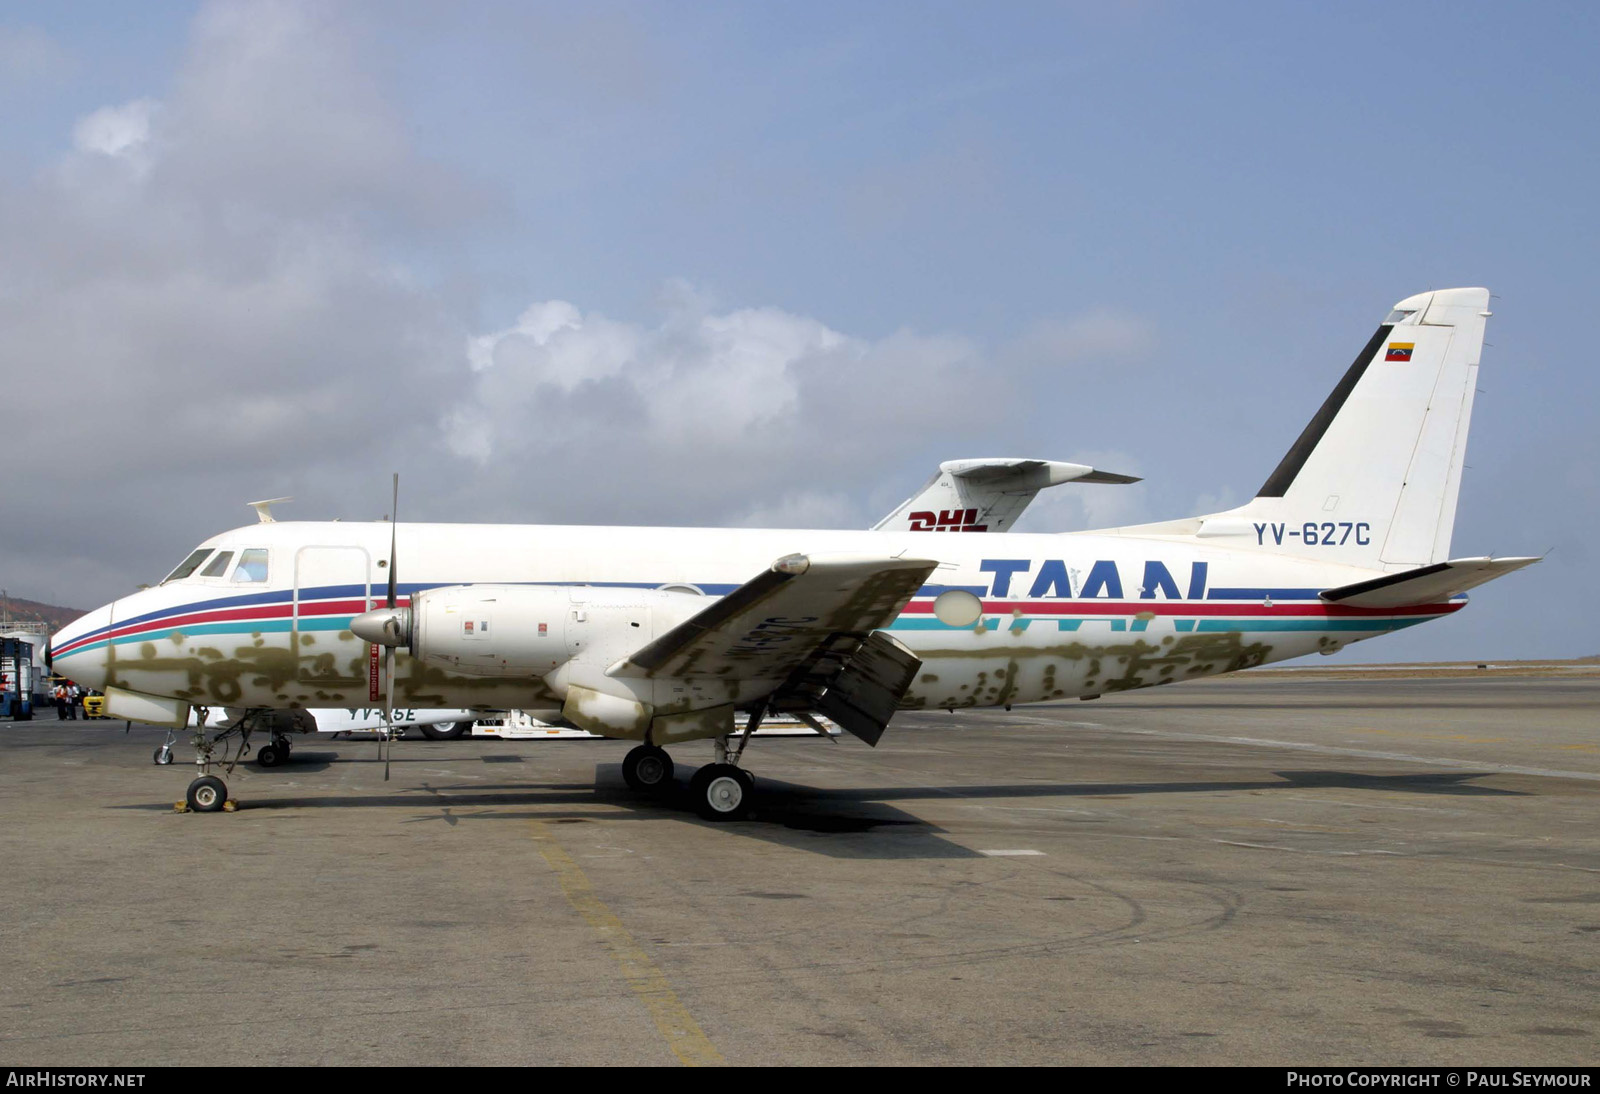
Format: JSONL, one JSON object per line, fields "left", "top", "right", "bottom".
{"left": 1319, "top": 556, "right": 1540, "bottom": 609}
{"left": 938, "top": 458, "right": 1140, "bottom": 486}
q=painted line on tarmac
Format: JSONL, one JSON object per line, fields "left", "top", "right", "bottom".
{"left": 529, "top": 820, "right": 725, "bottom": 1067}
{"left": 1112, "top": 727, "right": 1600, "bottom": 783}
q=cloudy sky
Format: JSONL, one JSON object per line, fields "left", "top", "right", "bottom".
{"left": 2, "top": 1, "right": 1595, "bottom": 661}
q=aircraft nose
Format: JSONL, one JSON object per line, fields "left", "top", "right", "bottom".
{"left": 51, "top": 604, "right": 115, "bottom": 690}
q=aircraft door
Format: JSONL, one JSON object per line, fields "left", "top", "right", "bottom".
{"left": 293, "top": 546, "right": 373, "bottom": 692}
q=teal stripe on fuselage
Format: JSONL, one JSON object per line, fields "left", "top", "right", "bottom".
{"left": 67, "top": 612, "right": 1431, "bottom": 659}
{"left": 63, "top": 617, "right": 353, "bottom": 657}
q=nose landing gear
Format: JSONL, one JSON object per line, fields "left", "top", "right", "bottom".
{"left": 175, "top": 705, "right": 241, "bottom": 813}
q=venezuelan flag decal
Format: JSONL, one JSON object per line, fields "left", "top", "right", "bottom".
{"left": 1385, "top": 342, "right": 1414, "bottom": 362}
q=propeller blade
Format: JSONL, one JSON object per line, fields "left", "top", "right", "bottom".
{"left": 387, "top": 472, "right": 399, "bottom": 609}
{"left": 384, "top": 472, "right": 399, "bottom": 781}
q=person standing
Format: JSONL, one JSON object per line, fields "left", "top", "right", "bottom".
{"left": 69, "top": 683, "right": 84, "bottom": 720}
{"left": 53, "top": 683, "right": 68, "bottom": 720}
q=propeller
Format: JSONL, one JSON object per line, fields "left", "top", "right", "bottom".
{"left": 382, "top": 473, "right": 399, "bottom": 781}
{"left": 348, "top": 474, "right": 414, "bottom": 778}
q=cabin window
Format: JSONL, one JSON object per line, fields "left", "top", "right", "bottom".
{"left": 231, "top": 549, "right": 269, "bottom": 583}
{"left": 162, "top": 549, "right": 213, "bottom": 584}
{"left": 200, "top": 551, "right": 235, "bottom": 578}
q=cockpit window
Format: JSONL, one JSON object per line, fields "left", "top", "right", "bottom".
{"left": 231, "top": 549, "right": 269, "bottom": 583}
{"left": 163, "top": 549, "right": 213, "bottom": 584}
{"left": 200, "top": 551, "right": 235, "bottom": 578}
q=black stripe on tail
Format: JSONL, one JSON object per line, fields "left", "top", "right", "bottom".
{"left": 1256, "top": 324, "right": 1392, "bottom": 498}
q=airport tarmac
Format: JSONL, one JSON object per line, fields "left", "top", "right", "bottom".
{"left": 1, "top": 672, "right": 1597, "bottom": 1066}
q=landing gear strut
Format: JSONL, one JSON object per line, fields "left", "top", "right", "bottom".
{"left": 622, "top": 744, "right": 674, "bottom": 792}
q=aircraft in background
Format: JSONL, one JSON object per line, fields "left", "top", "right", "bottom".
{"left": 875, "top": 458, "right": 1138, "bottom": 534}
{"left": 140, "top": 706, "right": 479, "bottom": 767}
{"left": 51, "top": 287, "right": 1537, "bottom": 820}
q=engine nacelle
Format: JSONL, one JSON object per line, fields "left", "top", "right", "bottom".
{"left": 407, "top": 583, "right": 706, "bottom": 679}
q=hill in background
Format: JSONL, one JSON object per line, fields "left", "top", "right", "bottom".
{"left": 2, "top": 597, "right": 85, "bottom": 634}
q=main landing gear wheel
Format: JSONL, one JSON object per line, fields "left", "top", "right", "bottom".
{"left": 690, "top": 763, "right": 754, "bottom": 821}
{"left": 622, "top": 745, "right": 674, "bottom": 792}
{"left": 186, "top": 775, "right": 228, "bottom": 813}
{"left": 419, "top": 720, "right": 472, "bottom": 741}
{"left": 257, "top": 744, "right": 284, "bottom": 767}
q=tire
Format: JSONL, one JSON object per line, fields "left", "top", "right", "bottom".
{"left": 622, "top": 745, "right": 674, "bottom": 792}
{"left": 690, "top": 763, "right": 754, "bottom": 821}
{"left": 257, "top": 744, "right": 282, "bottom": 768}
{"left": 186, "top": 776, "right": 227, "bottom": 813}
{"left": 153, "top": 745, "right": 173, "bottom": 766}
{"left": 419, "top": 720, "right": 473, "bottom": 741}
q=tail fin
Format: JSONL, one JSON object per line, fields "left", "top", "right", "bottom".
{"left": 873, "top": 459, "right": 1138, "bottom": 533}
{"left": 1130, "top": 288, "right": 1490, "bottom": 569}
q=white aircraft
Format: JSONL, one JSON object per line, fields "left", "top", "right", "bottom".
{"left": 51, "top": 287, "right": 1537, "bottom": 819}
{"left": 99, "top": 453, "right": 1147, "bottom": 765}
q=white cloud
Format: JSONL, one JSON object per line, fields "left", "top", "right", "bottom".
{"left": 72, "top": 99, "right": 158, "bottom": 159}
{"left": 439, "top": 292, "right": 994, "bottom": 527}
{"left": 0, "top": 1, "right": 468, "bottom": 606}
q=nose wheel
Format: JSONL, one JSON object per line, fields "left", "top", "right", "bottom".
{"left": 185, "top": 775, "right": 229, "bottom": 813}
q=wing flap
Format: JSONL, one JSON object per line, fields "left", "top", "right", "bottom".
{"left": 1319, "top": 556, "right": 1540, "bottom": 608}
{"left": 611, "top": 553, "right": 938, "bottom": 681}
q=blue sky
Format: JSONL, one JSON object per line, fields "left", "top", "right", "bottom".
{"left": 2, "top": 1, "right": 1596, "bottom": 660}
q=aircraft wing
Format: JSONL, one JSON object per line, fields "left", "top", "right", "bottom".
{"left": 1319, "top": 556, "right": 1541, "bottom": 609}
{"left": 609, "top": 553, "right": 937, "bottom": 683}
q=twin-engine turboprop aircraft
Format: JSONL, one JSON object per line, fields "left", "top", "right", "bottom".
{"left": 51, "top": 287, "right": 1538, "bottom": 819}
{"left": 128, "top": 456, "right": 1116, "bottom": 769}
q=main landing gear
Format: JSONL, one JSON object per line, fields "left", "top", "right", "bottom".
{"left": 623, "top": 705, "right": 769, "bottom": 822}
{"left": 621, "top": 744, "right": 674, "bottom": 792}
{"left": 256, "top": 734, "right": 293, "bottom": 768}
{"left": 689, "top": 763, "right": 754, "bottom": 821}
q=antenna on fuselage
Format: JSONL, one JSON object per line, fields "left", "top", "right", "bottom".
{"left": 248, "top": 497, "right": 293, "bottom": 523}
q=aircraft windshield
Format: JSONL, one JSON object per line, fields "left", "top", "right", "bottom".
{"left": 231, "top": 549, "right": 269, "bottom": 583}
{"left": 162, "top": 548, "right": 213, "bottom": 584}
{"left": 200, "top": 551, "right": 235, "bottom": 578}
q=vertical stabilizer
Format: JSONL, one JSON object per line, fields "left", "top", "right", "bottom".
{"left": 1118, "top": 288, "right": 1490, "bottom": 570}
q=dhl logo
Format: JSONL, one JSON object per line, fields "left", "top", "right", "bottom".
{"left": 907, "top": 508, "right": 988, "bottom": 532}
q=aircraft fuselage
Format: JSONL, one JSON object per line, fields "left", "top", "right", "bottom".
{"left": 51, "top": 520, "right": 1459, "bottom": 718}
